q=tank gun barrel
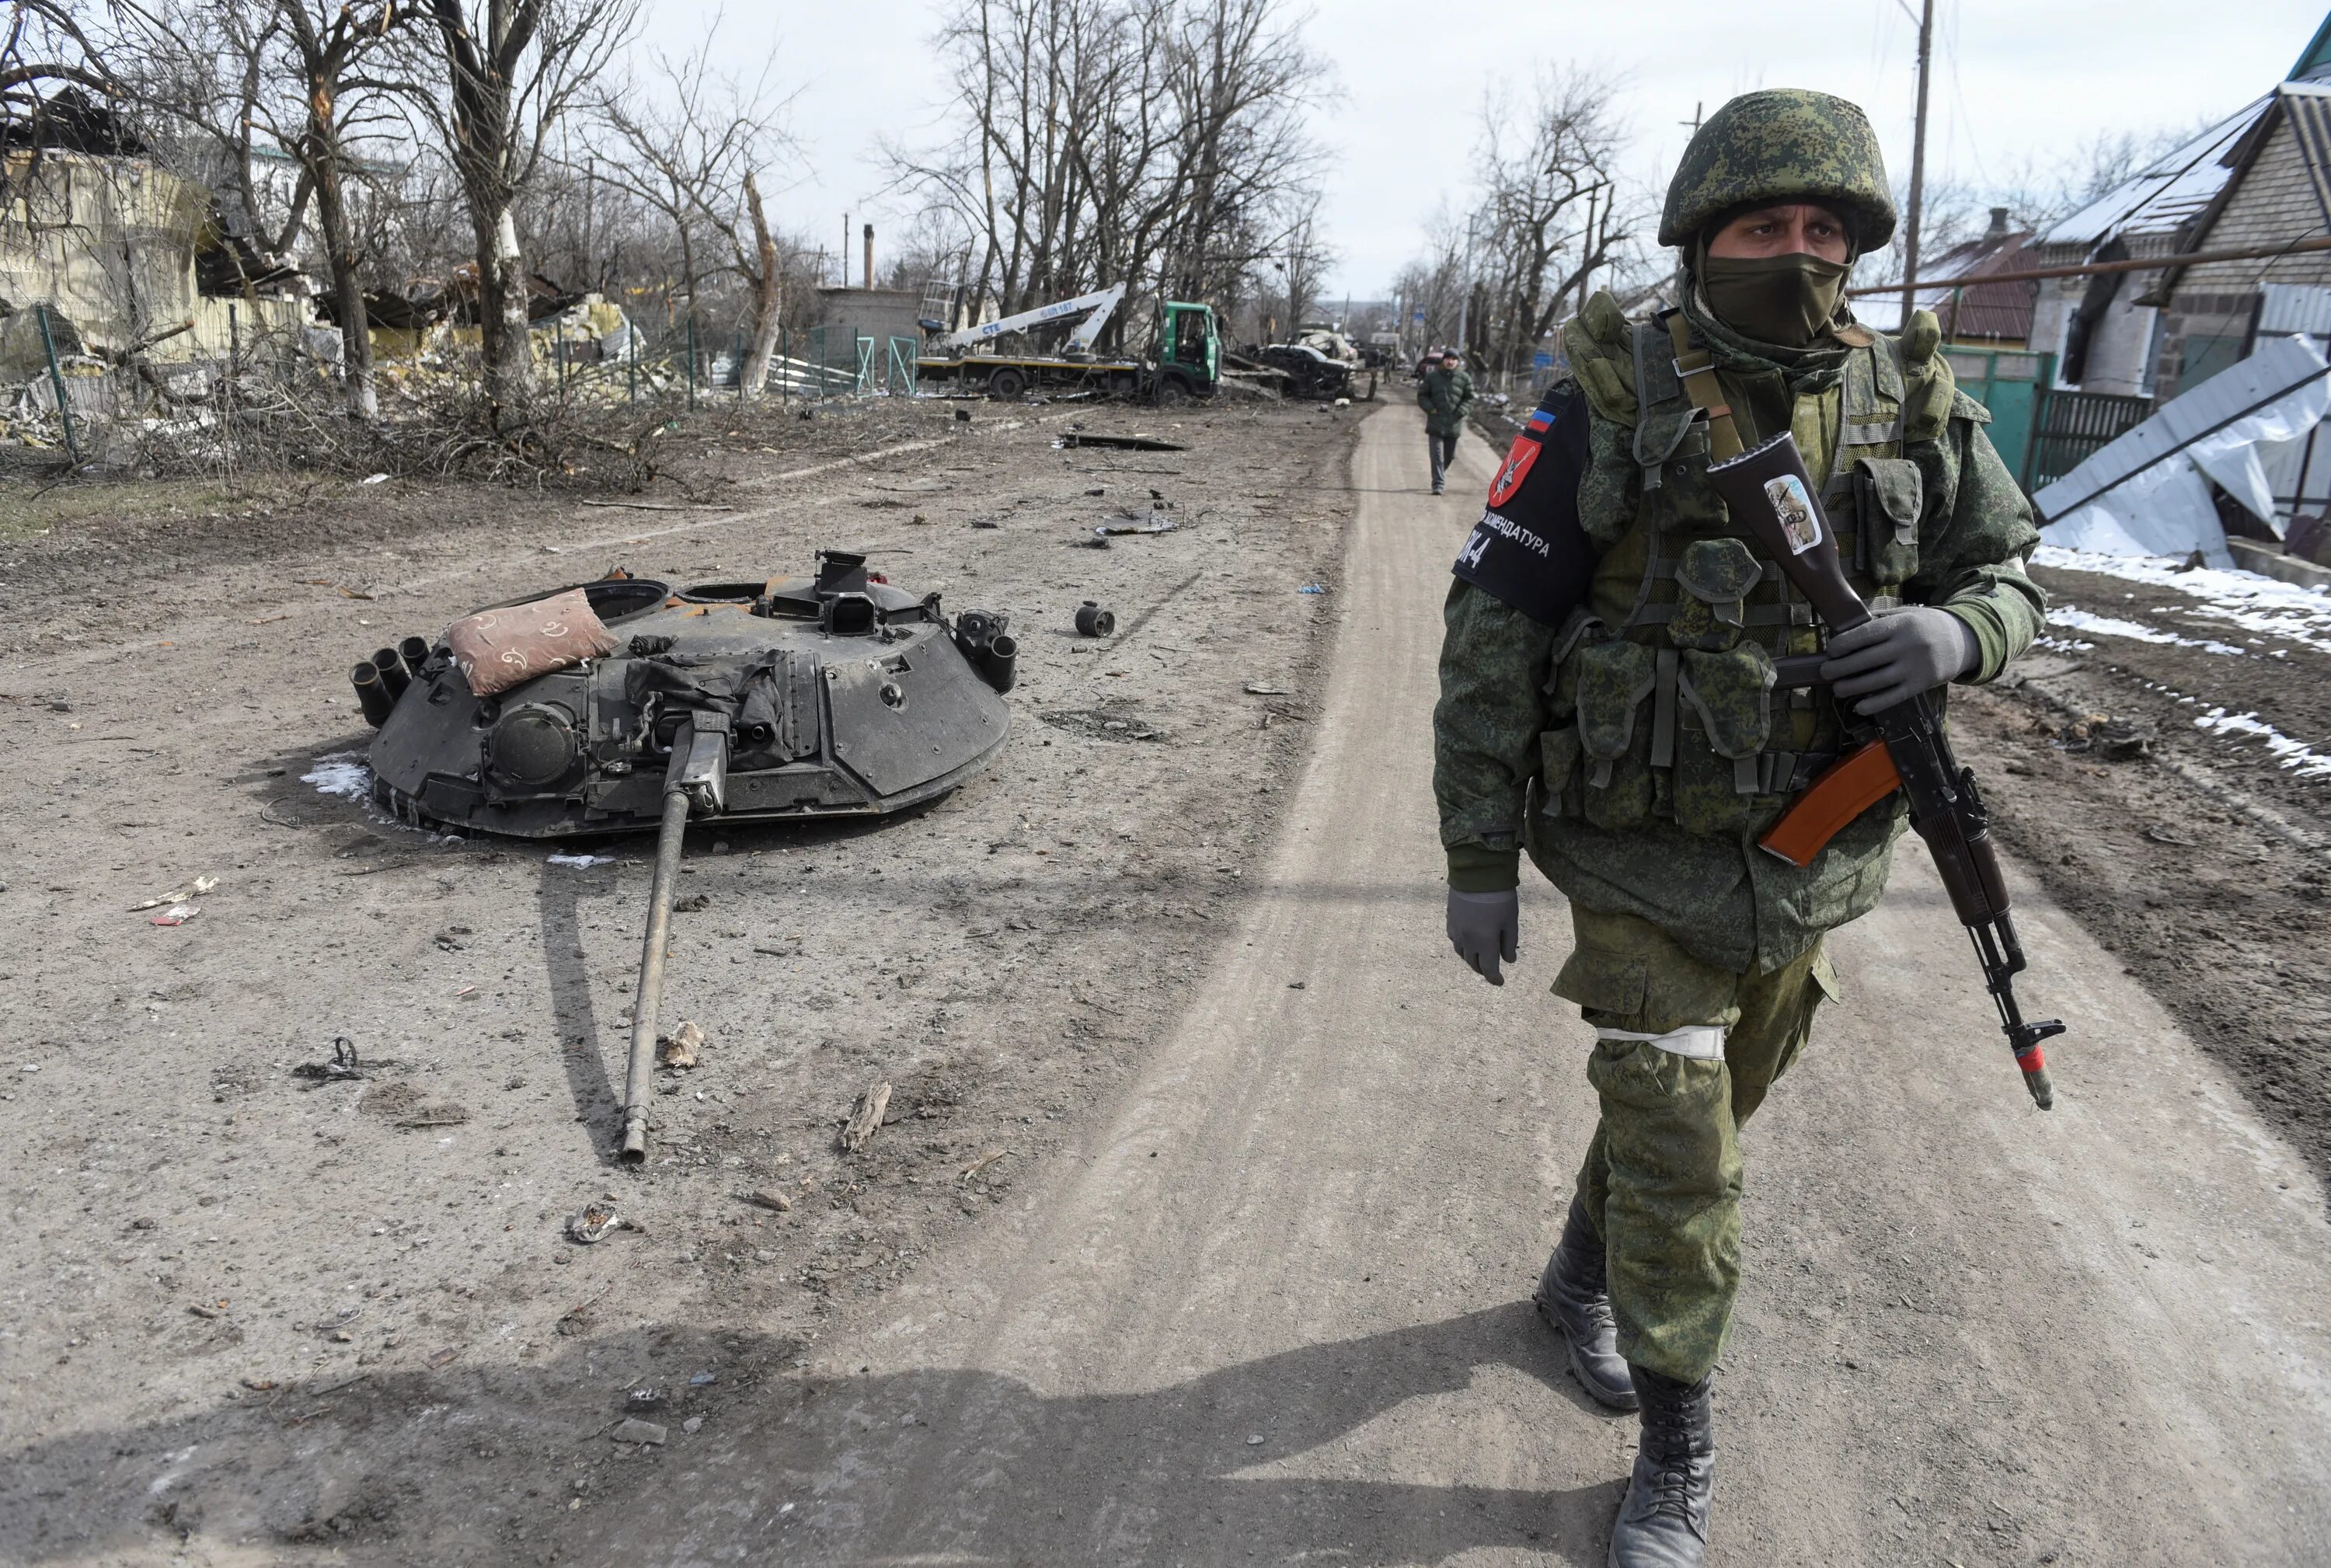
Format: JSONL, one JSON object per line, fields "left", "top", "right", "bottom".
{"left": 619, "top": 713, "right": 731, "bottom": 1163}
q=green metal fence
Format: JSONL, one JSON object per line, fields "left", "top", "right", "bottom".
{"left": 2023, "top": 386, "right": 2154, "bottom": 493}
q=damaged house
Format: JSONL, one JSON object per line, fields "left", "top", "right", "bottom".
{"left": 0, "top": 92, "right": 305, "bottom": 385}
{"left": 2022, "top": 14, "right": 2331, "bottom": 526}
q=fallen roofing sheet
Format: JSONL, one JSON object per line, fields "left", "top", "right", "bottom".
{"left": 2034, "top": 334, "right": 2331, "bottom": 566}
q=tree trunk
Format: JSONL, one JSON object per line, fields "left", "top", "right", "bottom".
{"left": 312, "top": 161, "right": 376, "bottom": 420}
{"left": 740, "top": 171, "right": 782, "bottom": 399}
{"left": 476, "top": 201, "right": 535, "bottom": 416}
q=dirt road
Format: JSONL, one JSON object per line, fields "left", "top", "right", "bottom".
{"left": 569, "top": 402, "right": 2329, "bottom": 1566}
{"left": 8, "top": 396, "right": 2331, "bottom": 1565}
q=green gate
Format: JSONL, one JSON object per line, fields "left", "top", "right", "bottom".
{"left": 1942, "top": 347, "right": 2052, "bottom": 486}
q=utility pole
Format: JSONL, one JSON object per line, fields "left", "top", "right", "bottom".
{"left": 1900, "top": 0, "right": 1935, "bottom": 331}
{"left": 841, "top": 213, "right": 850, "bottom": 287}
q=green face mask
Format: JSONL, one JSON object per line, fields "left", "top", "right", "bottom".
{"left": 1699, "top": 252, "right": 1850, "bottom": 349}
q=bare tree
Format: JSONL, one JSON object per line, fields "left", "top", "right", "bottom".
{"left": 580, "top": 33, "right": 800, "bottom": 395}
{"left": 0, "top": 1, "right": 115, "bottom": 134}
{"left": 409, "top": 0, "right": 639, "bottom": 420}
{"left": 1468, "top": 68, "right": 1629, "bottom": 378}
{"left": 889, "top": 0, "right": 1329, "bottom": 348}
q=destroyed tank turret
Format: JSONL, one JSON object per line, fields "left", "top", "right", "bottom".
{"left": 347, "top": 551, "right": 1016, "bottom": 1163}
{"left": 353, "top": 551, "right": 1016, "bottom": 838}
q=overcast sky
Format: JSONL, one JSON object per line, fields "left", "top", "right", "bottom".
{"left": 668, "top": 1, "right": 2326, "bottom": 301}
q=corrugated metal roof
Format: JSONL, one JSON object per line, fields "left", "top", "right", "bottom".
{"left": 2042, "top": 95, "right": 2270, "bottom": 249}
{"left": 2260, "top": 281, "right": 2331, "bottom": 334}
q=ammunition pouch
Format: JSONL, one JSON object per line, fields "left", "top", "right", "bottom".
{"left": 1671, "top": 644, "right": 1779, "bottom": 835}
{"left": 1667, "top": 538, "right": 1764, "bottom": 651}
{"left": 1849, "top": 456, "right": 1923, "bottom": 587}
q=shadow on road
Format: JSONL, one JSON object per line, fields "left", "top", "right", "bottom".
{"left": 1, "top": 1305, "right": 1624, "bottom": 1566}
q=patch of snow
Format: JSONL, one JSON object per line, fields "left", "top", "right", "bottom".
{"left": 2193, "top": 708, "right": 2331, "bottom": 781}
{"left": 2033, "top": 545, "right": 2331, "bottom": 656}
{"left": 302, "top": 753, "right": 371, "bottom": 798}
{"left": 546, "top": 853, "right": 611, "bottom": 868}
{"left": 2049, "top": 606, "right": 2247, "bottom": 656}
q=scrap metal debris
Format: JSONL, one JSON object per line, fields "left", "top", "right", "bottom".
{"left": 568, "top": 1204, "right": 620, "bottom": 1244}
{"left": 1074, "top": 601, "right": 1116, "bottom": 637}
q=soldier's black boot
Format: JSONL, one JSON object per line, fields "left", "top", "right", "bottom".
{"left": 1533, "top": 1197, "right": 1637, "bottom": 1410}
{"left": 1608, "top": 1364, "right": 1714, "bottom": 1568}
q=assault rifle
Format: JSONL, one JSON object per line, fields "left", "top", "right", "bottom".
{"left": 1706, "top": 432, "right": 2064, "bottom": 1110}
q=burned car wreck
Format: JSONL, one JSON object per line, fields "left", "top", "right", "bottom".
{"left": 347, "top": 551, "right": 1016, "bottom": 1160}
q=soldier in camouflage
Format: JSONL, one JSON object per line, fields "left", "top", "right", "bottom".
{"left": 1433, "top": 89, "right": 2045, "bottom": 1568}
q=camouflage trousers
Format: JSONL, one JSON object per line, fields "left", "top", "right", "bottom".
{"left": 1554, "top": 905, "right": 1838, "bottom": 1384}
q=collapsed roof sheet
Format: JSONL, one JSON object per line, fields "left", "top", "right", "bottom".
{"left": 2035, "top": 334, "right": 2331, "bottom": 566}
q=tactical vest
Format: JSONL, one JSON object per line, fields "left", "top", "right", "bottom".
{"left": 1538, "top": 293, "right": 1955, "bottom": 841}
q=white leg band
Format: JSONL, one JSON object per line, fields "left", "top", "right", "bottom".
{"left": 1595, "top": 1024, "right": 1727, "bottom": 1061}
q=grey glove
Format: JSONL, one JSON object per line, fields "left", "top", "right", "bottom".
{"left": 1446, "top": 888, "right": 1519, "bottom": 986}
{"left": 1818, "top": 605, "right": 1979, "bottom": 715}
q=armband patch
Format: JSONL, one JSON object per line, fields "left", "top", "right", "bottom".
{"left": 1451, "top": 386, "right": 1593, "bottom": 627}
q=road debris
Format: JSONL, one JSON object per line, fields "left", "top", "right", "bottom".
{"left": 841, "top": 1080, "right": 893, "bottom": 1152}
{"left": 1095, "top": 515, "right": 1178, "bottom": 537}
{"left": 148, "top": 904, "right": 200, "bottom": 926}
{"left": 289, "top": 1037, "right": 368, "bottom": 1082}
{"left": 658, "top": 1020, "right": 704, "bottom": 1070}
{"left": 567, "top": 1204, "right": 620, "bottom": 1244}
{"left": 130, "top": 875, "right": 218, "bottom": 912}
{"left": 1074, "top": 601, "right": 1116, "bottom": 636}
{"left": 743, "top": 1188, "right": 794, "bottom": 1213}
{"left": 610, "top": 1417, "right": 667, "bottom": 1446}
{"left": 1059, "top": 432, "right": 1187, "bottom": 451}
{"left": 960, "top": 1148, "right": 1009, "bottom": 1182}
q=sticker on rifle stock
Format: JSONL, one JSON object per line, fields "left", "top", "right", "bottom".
{"left": 1765, "top": 474, "right": 1822, "bottom": 554}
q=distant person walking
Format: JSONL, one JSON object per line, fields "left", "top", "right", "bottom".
{"left": 1417, "top": 350, "right": 1474, "bottom": 496}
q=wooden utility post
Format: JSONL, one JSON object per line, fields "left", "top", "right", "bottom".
{"left": 1901, "top": 0, "right": 1935, "bottom": 329}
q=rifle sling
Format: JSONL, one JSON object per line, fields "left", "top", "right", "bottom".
{"left": 1665, "top": 311, "right": 1744, "bottom": 462}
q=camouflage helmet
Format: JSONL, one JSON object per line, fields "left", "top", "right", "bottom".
{"left": 1660, "top": 89, "right": 1897, "bottom": 253}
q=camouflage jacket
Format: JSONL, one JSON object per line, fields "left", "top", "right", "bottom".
{"left": 1432, "top": 293, "right": 2046, "bottom": 974}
